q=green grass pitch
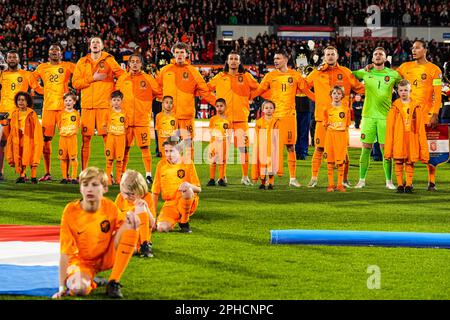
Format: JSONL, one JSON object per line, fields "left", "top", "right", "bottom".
{"left": 1, "top": 134, "right": 450, "bottom": 300}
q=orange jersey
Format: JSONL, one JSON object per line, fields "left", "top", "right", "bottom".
{"left": 252, "top": 68, "right": 313, "bottom": 118}
{"left": 155, "top": 112, "right": 176, "bottom": 137}
{"left": 324, "top": 104, "right": 351, "bottom": 131}
{"left": 155, "top": 59, "right": 215, "bottom": 120}
{"left": 33, "top": 61, "right": 75, "bottom": 111}
{"left": 72, "top": 52, "right": 124, "bottom": 109}
{"left": 115, "top": 192, "right": 155, "bottom": 218}
{"left": 105, "top": 110, "right": 126, "bottom": 135}
{"left": 397, "top": 61, "right": 442, "bottom": 115}
{"left": 0, "top": 69, "right": 43, "bottom": 118}
{"left": 60, "top": 198, "right": 124, "bottom": 263}
{"left": 6, "top": 107, "right": 43, "bottom": 172}
{"left": 208, "top": 71, "right": 259, "bottom": 122}
{"left": 151, "top": 159, "right": 201, "bottom": 201}
{"left": 209, "top": 114, "right": 230, "bottom": 139}
{"left": 116, "top": 71, "right": 162, "bottom": 127}
{"left": 306, "top": 63, "right": 365, "bottom": 121}
{"left": 59, "top": 109, "right": 80, "bottom": 137}
{"left": 385, "top": 98, "right": 429, "bottom": 163}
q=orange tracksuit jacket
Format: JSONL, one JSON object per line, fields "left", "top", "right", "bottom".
{"left": 384, "top": 99, "right": 429, "bottom": 163}
{"left": 155, "top": 59, "right": 215, "bottom": 120}
{"left": 208, "top": 71, "right": 259, "bottom": 123}
{"left": 72, "top": 51, "right": 124, "bottom": 109}
{"left": 116, "top": 70, "right": 162, "bottom": 127}
{"left": 306, "top": 63, "right": 365, "bottom": 122}
{"left": 6, "top": 108, "right": 43, "bottom": 172}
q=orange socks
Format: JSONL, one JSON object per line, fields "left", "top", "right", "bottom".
{"left": 288, "top": 150, "right": 296, "bottom": 179}
{"left": 141, "top": 147, "right": 152, "bottom": 173}
{"left": 122, "top": 147, "right": 130, "bottom": 172}
{"left": 218, "top": 164, "right": 225, "bottom": 180}
{"left": 179, "top": 197, "right": 195, "bottom": 223}
{"left": 137, "top": 212, "right": 150, "bottom": 244}
{"left": 109, "top": 229, "right": 138, "bottom": 282}
{"left": 327, "top": 163, "right": 334, "bottom": 187}
{"left": 312, "top": 149, "right": 323, "bottom": 178}
{"left": 405, "top": 163, "right": 414, "bottom": 187}
{"left": 209, "top": 163, "right": 216, "bottom": 179}
{"left": 337, "top": 163, "right": 345, "bottom": 187}
{"left": 30, "top": 166, "right": 37, "bottom": 178}
{"left": 70, "top": 159, "right": 78, "bottom": 179}
{"left": 241, "top": 151, "right": 249, "bottom": 176}
{"left": 116, "top": 160, "right": 123, "bottom": 184}
{"left": 81, "top": 135, "right": 92, "bottom": 170}
{"left": 395, "top": 162, "right": 404, "bottom": 186}
{"left": 43, "top": 140, "right": 52, "bottom": 174}
{"left": 106, "top": 160, "right": 113, "bottom": 184}
{"left": 61, "top": 160, "right": 69, "bottom": 179}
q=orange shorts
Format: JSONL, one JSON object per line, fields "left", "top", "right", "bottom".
{"left": 105, "top": 134, "right": 126, "bottom": 161}
{"left": 231, "top": 122, "right": 249, "bottom": 149}
{"left": 314, "top": 121, "right": 327, "bottom": 149}
{"left": 58, "top": 135, "right": 78, "bottom": 160}
{"left": 126, "top": 126, "right": 150, "bottom": 148}
{"left": 81, "top": 108, "right": 109, "bottom": 136}
{"left": 42, "top": 109, "right": 62, "bottom": 137}
{"left": 157, "top": 196, "right": 199, "bottom": 226}
{"left": 66, "top": 236, "right": 116, "bottom": 285}
{"left": 176, "top": 118, "right": 195, "bottom": 140}
{"left": 276, "top": 116, "right": 297, "bottom": 145}
{"left": 0, "top": 119, "right": 10, "bottom": 143}
{"left": 324, "top": 129, "right": 348, "bottom": 164}
{"left": 208, "top": 138, "right": 228, "bottom": 164}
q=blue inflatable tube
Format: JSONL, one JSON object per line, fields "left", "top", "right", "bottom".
{"left": 270, "top": 230, "right": 450, "bottom": 248}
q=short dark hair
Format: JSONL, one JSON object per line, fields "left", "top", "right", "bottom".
{"left": 171, "top": 42, "right": 189, "bottom": 53}
{"left": 163, "top": 95, "right": 173, "bottom": 101}
{"left": 128, "top": 53, "right": 144, "bottom": 64}
{"left": 274, "top": 50, "right": 289, "bottom": 59}
{"left": 414, "top": 39, "right": 427, "bottom": 50}
{"left": 262, "top": 100, "right": 276, "bottom": 109}
{"left": 7, "top": 50, "right": 19, "bottom": 57}
{"left": 63, "top": 91, "right": 77, "bottom": 101}
{"left": 49, "top": 43, "right": 62, "bottom": 50}
{"left": 111, "top": 90, "right": 124, "bottom": 99}
{"left": 215, "top": 98, "right": 226, "bottom": 106}
{"left": 14, "top": 91, "right": 33, "bottom": 109}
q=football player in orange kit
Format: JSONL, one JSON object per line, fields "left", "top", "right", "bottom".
{"left": 155, "top": 42, "right": 215, "bottom": 161}
{"left": 151, "top": 137, "right": 201, "bottom": 234}
{"left": 251, "top": 50, "right": 314, "bottom": 187}
{"left": 208, "top": 52, "right": 259, "bottom": 185}
{"left": 58, "top": 92, "right": 80, "bottom": 184}
{"left": 34, "top": 44, "right": 76, "bottom": 182}
{"left": 323, "top": 86, "right": 351, "bottom": 192}
{"left": 384, "top": 80, "right": 429, "bottom": 193}
{"left": 116, "top": 54, "right": 162, "bottom": 184}
{"left": 155, "top": 95, "right": 176, "bottom": 158}
{"left": 0, "top": 50, "right": 43, "bottom": 181}
{"left": 52, "top": 167, "right": 140, "bottom": 299}
{"left": 115, "top": 169, "right": 156, "bottom": 258}
{"left": 207, "top": 98, "right": 231, "bottom": 187}
{"left": 6, "top": 92, "right": 43, "bottom": 184}
{"left": 72, "top": 37, "right": 124, "bottom": 170}
{"left": 306, "top": 46, "right": 364, "bottom": 188}
{"left": 396, "top": 40, "right": 442, "bottom": 191}
{"left": 104, "top": 90, "right": 127, "bottom": 185}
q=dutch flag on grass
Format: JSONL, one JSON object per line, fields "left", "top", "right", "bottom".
{"left": 0, "top": 225, "right": 60, "bottom": 297}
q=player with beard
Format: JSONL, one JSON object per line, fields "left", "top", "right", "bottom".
{"left": 0, "top": 50, "right": 43, "bottom": 181}
{"left": 33, "top": 44, "right": 76, "bottom": 182}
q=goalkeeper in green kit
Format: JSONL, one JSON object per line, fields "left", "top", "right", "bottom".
{"left": 353, "top": 47, "right": 402, "bottom": 189}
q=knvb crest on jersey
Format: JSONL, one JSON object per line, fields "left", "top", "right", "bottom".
{"left": 177, "top": 169, "right": 185, "bottom": 179}
{"left": 58, "top": 68, "right": 64, "bottom": 74}
{"left": 426, "top": 124, "right": 449, "bottom": 166}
